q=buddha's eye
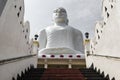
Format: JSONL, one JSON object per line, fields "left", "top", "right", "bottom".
{"left": 62, "top": 10, "right": 65, "bottom": 13}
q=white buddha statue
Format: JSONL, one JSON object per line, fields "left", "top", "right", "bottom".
{"left": 38, "top": 7, "right": 84, "bottom": 55}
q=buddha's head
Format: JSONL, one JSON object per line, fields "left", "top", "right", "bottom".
{"left": 53, "top": 7, "right": 68, "bottom": 25}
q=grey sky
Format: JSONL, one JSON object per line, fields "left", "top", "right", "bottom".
{"left": 24, "top": 0, "right": 102, "bottom": 38}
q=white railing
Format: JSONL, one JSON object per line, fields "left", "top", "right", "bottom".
{"left": 0, "top": 54, "right": 37, "bottom": 65}
{"left": 87, "top": 53, "right": 120, "bottom": 60}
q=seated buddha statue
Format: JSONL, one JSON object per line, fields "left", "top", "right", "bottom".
{"left": 38, "top": 7, "right": 84, "bottom": 55}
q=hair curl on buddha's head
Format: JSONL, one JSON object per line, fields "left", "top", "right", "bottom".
{"left": 53, "top": 7, "right": 67, "bottom": 14}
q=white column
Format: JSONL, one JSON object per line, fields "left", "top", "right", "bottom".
{"left": 68, "top": 59, "right": 72, "bottom": 69}
{"left": 68, "top": 64, "right": 72, "bottom": 69}
{"left": 44, "top": 64, "right": 48, "bottom": 69}
{"left": 44, "top": 59, "right": 48, "bottom": 69}
{"left": 84, "top": 39, "right": 90, "bottom": 54}
{"left": 32, "top": 41, "right": 39, "bottom": 54}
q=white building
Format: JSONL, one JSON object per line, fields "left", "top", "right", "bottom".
{"left": 0, "top": 0, "right": 37, "bottom": 80}
{"left": 86, "top": 0, "right": 120, "bottom": 80}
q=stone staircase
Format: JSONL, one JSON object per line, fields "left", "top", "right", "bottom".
{"left": 15, "top": 67, "right": 109, "bottom": 80}
{"left": 79, "top": 68, "right": 107, "bottom": 80}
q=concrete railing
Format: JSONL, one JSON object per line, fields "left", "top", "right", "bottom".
{"left": 0, "top": 54, "right": 37, "bottom": 65}
{"left": 87, "top": 53, "right": 120, "bottom": 60}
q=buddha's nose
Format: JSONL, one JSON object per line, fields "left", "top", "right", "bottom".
{"left": 57, "top": 13, "right": 62, "bottom": 16}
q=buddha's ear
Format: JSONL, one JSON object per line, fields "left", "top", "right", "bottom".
{"left": 66, "top": 19, "right": 69, "bottom": 25}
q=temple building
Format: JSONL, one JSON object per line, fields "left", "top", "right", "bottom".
{"left": 0, "top": 0, "right": 120, "bottom": 80}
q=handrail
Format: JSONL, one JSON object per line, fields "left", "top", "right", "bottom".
{"left": 0, "top": 54, "right": 37, "bottom": 65}
{"left": 87, "top": 53, "right": 120, "bottom": 59}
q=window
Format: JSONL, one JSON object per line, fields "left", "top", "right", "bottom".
{"left": 14, "top": 5, "right": 16, "bottom": 8}
{"left": 96, "top": 29, "right": 99, "bottom": 33}
{"left": 69, "top": 55, "right": 73, "bottom": 58}
{"left": 42, "top": 55, "right": 46, "bottom": 58}
{"left": 76, "top": 55, "right": 81, "bottom": 58}
{"left": 51, "top": 55, "right": 55, "bottom": 58}
{"left": 107, "top": 12, "right": 109, "bottom": 18}
{"left": 17, "top": 12, "right": 20, "bottom": 17}
{"left": 105, "top": 7, "right": 107, "bottom": 12}
{"left": 60, "top": 55, "right": 64, "bottom": 58}
{"left": 111, "top": 5, "right": 113, "bottom": 8}
{"left": 98, "top": 35, "right": 100, "bottom": 39}
{"left": 25, "top": 35, "right": 27, "bottom": 39}
{"left": 19, "top": 6, "right": 22, "bottom": 11}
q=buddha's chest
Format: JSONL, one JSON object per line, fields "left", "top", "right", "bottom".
{"left": 46, "top": 27, "right": 74, "bottom": 45}
{"left": 46, "top": 27, "right": 73, "bottom": 40}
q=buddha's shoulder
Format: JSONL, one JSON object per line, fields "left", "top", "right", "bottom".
{"left": 68, "top": 26, "right": 82, "bottom": 34}
{"left": 41, "top": 25, "right": 82, "bottom": 35}
{"left": 45, "top": 25, "right": 57, "bottom": 30}
{"left": 39, "top": 26, "right": 53, "bottom": 32}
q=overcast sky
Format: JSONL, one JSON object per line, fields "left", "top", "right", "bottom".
{"left": 24, "top": 0, "right": 102, "bottom": 38}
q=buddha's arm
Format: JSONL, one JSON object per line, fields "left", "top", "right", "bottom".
{"left": 38, "top": 29, "right": 47, "bottom": 50}
{"left": 77, "top": 33, "right": 84, "bottom": 53}
{"left": 74, "top": 30, "right": 84, "bottom": 53}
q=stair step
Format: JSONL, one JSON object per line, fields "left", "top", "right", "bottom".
{"left": 20, "top": 68, "right": 106, "bottom": 80}
{"left": 83, "top": 74, "right": 102, "bottom": 77}
{"left": 85, "top": 77, "right": 107, "bottom": 80}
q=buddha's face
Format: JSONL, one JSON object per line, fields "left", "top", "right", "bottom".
{"left": 53, "top": 8, "right": 68, "bottom": 24}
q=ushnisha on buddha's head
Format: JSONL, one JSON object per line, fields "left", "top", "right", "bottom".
{"left": 53, "top": 7, "right": 69, "bottom": 25}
